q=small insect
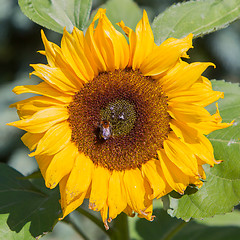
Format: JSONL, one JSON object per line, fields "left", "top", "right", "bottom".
{"left": 99, "top": 120, "right": 112, "bottom": 140}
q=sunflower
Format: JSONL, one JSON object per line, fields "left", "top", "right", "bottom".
{"left": 8, "top": 9, "right": 232, "bottom": 229}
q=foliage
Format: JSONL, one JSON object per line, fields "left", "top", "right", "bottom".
{"left": 0, "top": 163, "right": 60, "bottom": 239}
{"left": 151, "top": 0, "right": 240, "bottom": 44}
{"left": 18, "top": 0, "right": 92, "bottom": 33}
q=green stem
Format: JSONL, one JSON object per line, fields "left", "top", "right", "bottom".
{"left": 108, "top": 213, "right": 130, "bottom": 240}
{"left": 76, "top": 207, "right": 110, "bottom": 235}
{"left": 160, "top": 220, "right": 188, "bottom": 240}
{"left": 63, "top": 217, "right": 90, "bottom": 240}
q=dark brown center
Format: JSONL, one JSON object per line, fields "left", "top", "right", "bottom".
{"left": 67, "top": 68, "right": 171, "bottom": 171}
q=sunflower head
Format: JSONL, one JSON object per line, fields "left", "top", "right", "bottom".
{"left": 7, "top": 8, "right": 232, "bottom": 229}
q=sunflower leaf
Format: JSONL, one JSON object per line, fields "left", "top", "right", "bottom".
{"left": 131, "top": 207, "right": 240, "bottom": 240}
{"left": 167, "top": 80, "right": 240, "bottom": 221}
{"left": 152, "top": 0, "right": 240, "bottom": 45}
{"left": 18, "top": 0, "right": 92, "bottom": 33}
{"left": 0, "top": 163, "right": 61, "bottom": 238}
{"left": 0, "top": 215, "right": 34, "bottom": 240}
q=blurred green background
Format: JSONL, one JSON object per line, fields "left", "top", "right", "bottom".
{"left": 1, "top": 0, "right": 240, "bottom": 239}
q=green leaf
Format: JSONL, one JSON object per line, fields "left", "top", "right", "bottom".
{"left": 100, "top": 0, "right": 142, "bottom": 31}
{"left": 152, "top": 0, "right": 240, "bottom": 45}
{"left": 0, "top": 163, "right": 61, "bottom": 238}
{"left": 167, "top": 80, "right": 240, "bottom": 221}
{"left": 130, "top": 206, "right": 240, "bottom": 240}
{"left": 0, "top": 214, "right": 34, "bottom": 240}
{"left": 18, "top": 0, "right": 92, "bottom": 33}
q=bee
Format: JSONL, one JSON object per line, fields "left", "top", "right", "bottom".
{"left": 99, "top": 120, "right": 112, "bottom": 140}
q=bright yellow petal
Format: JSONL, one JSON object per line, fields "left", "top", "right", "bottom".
{"left": 29, "top": 121, "right": 71, "bottom": 156}
{"left": 157, "top": 149, "right": 188, "bottom": 194}
{"left": 11, "top": 96, "right": 66, "bottom": 120}
{"left": 170, "top": 119, "right": 216, "bottom": 166}
{"left": 94, "top": 12, "right": 129, "bottom": 70}
{"left": 64, "top": 152, "right": 94, "bottom": 204}
{"left": 123, "top": 168, "right": 153, "bottom": 220}
{"left": 107, "top": 171, "right": 127, "bottom": 221}
{"left": 89, "top": 166, "right": 111, "bottom": 211}
{"left": 21, "top": 132, "right": 45, "bottom": 151}
{"left": 167, "top": 76, "right": 224, "bottom": 107}
{"left": 59, "top": 174, "right": 88, "bottom": 219}
{"left": 41, "top": 29, "right": 58, "bottom": 67}
{"left": 86, "top": 9, "right": 129, "bottom": 72}
{"left": 130, "top": 10, "right": 154, "bottom": 69}
{"left": 85, "top": 9, "right": 108, "bottom": 72}
{"left": 45, "top": 142, "right": 77, "bottom": 188}
{"left": 35, "top": 154, "right": 53, "bottom": 179}
{"left": 10, "top": 96, "right": 64, "bottom": 109}
{"left": 7, "top": 107, "right": 69, "bottom": 133}
{"left": 168, "top": 102, "right": 212, "bottom": 123}
{"left": 140, "top": 34, "right": 193, "bottom": 76}
{"left": 12, "top": 82, "right": 72, "bottom": 103}
{"left": 62, "top": 28, "right": 97, "bottom": 81}
{"left": 159, "top": 61, "right": 214, "bottom": 93}
{"left": 164, "top": 132, "right": 199, "bottom": 177}
{"left": 72, "top": 27, "right": 99, "bottom": 78}
{"left": 189, "top": 103, "right": 233, "bottom": 134}
{"left": 142, "top": 159, "right": 172, "bottom": 199}
{"left": 30, "top": 64, "right": 79, "bottom": 93}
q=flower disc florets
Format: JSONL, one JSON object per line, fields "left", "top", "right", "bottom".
{"left": 68, "top": 68, "right": 171, "bottom": 171}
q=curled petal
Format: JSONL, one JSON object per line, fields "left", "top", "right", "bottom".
{"left": 140, "top": 34, "right": 193, "bottom": 76}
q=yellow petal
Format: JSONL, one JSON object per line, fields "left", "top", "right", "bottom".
{"left": 86, "top": 9, "right": 129, "bottom": 72}
{"left": 107, "top": 171, "right": 127, "bottom": 220}
{"left": 164, "top": 132, "right": 199, "bottom": 177}
{"left": 29, "top": 121, "right": 71, "bottom": 156}
{"left": 117, "top": 20, "right": 135, "bottom": 68}
{"left": 159, "top": 61, "right": 214, "bottom": 93}
{"left": 7, "top": 107, "right": 69, "bottom": 133}
{"left": 62, "top": 28, "right": 96, "bottom": 81}
{"left": 72, "top": 27, "right": 99, "bottom": 77}
{"left": 61, "top": 28, "right": 91, "bottom": 83}
{"left": 41, "top": 30, "right": 85, "bottom": 88}
{"left": 140, "top": 34, "right": 193, "bottom": 76}
{"left": 41, "top": 30, "right": 58, "bottom": 67}
{"left": 64, "top": 152, "right": 94, "bottom": 204}
{"left": 35, "top": 154, "right": 53, "bottom": 179}
{"left": 21, "top": 132, "right": 45, "bottom": 151}
{"left": 167, "top": 76, "right": 224, "bottom": 107}
{"left": 11, "top": 96, "right": 65, "bottom": 120}
{"left": 168, "top": 102, "right": 212, "bottom": 124}
{"left": 130, "top": 10, "right": 154, "bottom": 69}
{"left": 170, "top": 119, "right": 215, "bottom": 166}
{"left": 12, "top": 82, "right": 72, "bottom": 103}
{"left": 30, "top": 64, "right": 79, "bottom": 93}
{"left": 189, "top": 103, "right": 233, "bottom": 134}
{"left": 89, "top": 166, "right": 110, "bottom": 211}
{"left": 123, "top": 168, "right": 153, "bottom": 220}
{"left": 10, "top": 96, "right": 64, "bottom": 109}
{"left": 142, "top": 159, "right": 172, "bottom": 199}
{"left": 85, "top": 9, "right": 108, "bottom": 72}
{"left": 45, "top": 142, "right": 77, "bottom": 188}
{"left": 157, "top": 149, "right": 188, "bottom": 194}
{"left": 59, "top": 174, "right": 88, "bottom": 219}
